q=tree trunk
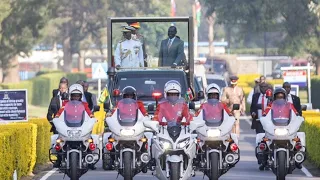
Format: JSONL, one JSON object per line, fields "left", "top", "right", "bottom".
{"left": 316, "top": 60, "right": 320, "bottom": 75}
{"left": 207, "top": 12, "right": 216, "bottom": 57}
{"left": 78, "top": 51, "right": 85, "bottom": 72}
{"left": 3, "top": 55, "right": 20, "bottom": 83}
{"left": 63, "top": 36, "right": 72, "bottom": 72}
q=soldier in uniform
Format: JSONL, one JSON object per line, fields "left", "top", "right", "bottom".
{"left": 128, "top": 22, "right": 148, "bottom": 67}
{"left": 221, "top": 75, "right": 246, "bottom": 137}
{"left": 114, "top": 26, "right": 144, "bottom": 68}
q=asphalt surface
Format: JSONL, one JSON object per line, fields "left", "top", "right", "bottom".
{"left": 42, "top": 116, "right": 320, "bottom": 180}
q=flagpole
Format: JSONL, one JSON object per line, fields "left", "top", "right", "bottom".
{"left": 193, "top": 1, "right": 198, "bottom": 58}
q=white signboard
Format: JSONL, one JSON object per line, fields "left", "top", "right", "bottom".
{"left": 282, "top": 70, "right": 307, "bottom": 87}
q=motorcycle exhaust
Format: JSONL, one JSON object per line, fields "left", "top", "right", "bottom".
{"left": 140, "top": 153, "right": 150, "bottom": 163}
{"left": 294, "top": 152, "right": 305, "bottom": 164}
{"left": 85, "top": 154, "right": 95, "bottom": 164}
{"left": 225, "top": 154, "right": 236, "bottom": 164}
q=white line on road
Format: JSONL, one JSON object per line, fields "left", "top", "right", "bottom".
{"left": 301, "top": 165, "right": 313, "bottom": 177}
{"left": 39, "top": 168, "right": 57, "bottom": 180}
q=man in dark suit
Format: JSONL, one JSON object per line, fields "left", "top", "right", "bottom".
{"left": 83, "top": 81, "right": 94, "bottom": 110}
{"left": 250, "top": 83, "right": 272, "bottom": 134}
{"left": 158, "top": 26, "right": 185, "bottom": 68}
{"left": 52, "top": 77, "right": 69, "bottom": 97}
{"left": 283, "top": 82, "right": 302, "bottom": 116}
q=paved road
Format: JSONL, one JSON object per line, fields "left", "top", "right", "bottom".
{"left": 42, "top": 116, "right": 320, "bottom": 180}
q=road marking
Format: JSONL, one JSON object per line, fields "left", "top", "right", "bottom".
{"left": 301, "top": 165, "right": 313, "bottom": 177}
{"left": 39, "top": 168, "right": 57, "bottom": 180}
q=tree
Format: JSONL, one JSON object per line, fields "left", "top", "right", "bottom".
{"left": 0, "top": 0, "right": 51, "bottom": 82}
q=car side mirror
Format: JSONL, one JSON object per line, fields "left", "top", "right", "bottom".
{"left": 232, "top": 104, "right": 240, "bottom": 111}
{"left": 197, "top": 91, "right": 204, "bottom": 99}
{"left": 93, "top": 105, "right": 100, "bottom": 112}
{"left": 189, "top": 102, "right": 196, "bottom": 110}
{"left": 104, "top": 102, "right": 110, "bottom": 111}
{"left": 148, "top": 104, "right": 154, "bottom": 112}
{"left": 50, "top": 104, "right": 58, "bottom": 112}
{"left": 302, "top": 105, "right": 307, "bottom": 111}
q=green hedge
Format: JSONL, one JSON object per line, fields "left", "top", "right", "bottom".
{"left": 0, "top": 72, "right": 86, "bottom": 106}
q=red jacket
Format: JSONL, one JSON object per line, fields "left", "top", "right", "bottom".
{"left": 153, "top": 100, "right": 192, "bottom": 123}
{"left": 112, "top": 100, "right": 148, "bottom": 116}
{"left": 195, "top": 101, "right": 232, "bottom": 117}
{"left": 55, "top": 100, "right": 93, "bottom": 118}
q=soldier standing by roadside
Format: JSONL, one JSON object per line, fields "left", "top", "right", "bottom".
{"left": 221, "top": 75, "right": 246, "bottom": 137}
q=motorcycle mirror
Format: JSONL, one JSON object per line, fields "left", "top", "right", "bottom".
{"left": 147, "top": 104, "right": 154, "bottom": 112}
{"left": 189, "top": 102, "right": 196, "bottom": 110}
{"left": 232, "top": 104, "right": 240, "bottom": 111}
{"left": 104, "top": 102, "right": 110, "bottom": 111}
{"left": 93, "top": 105, "right": 100, "bottom": 112}
{"left": 197, "top": 91, "right": 204, "bottom": 99}
{"left": 301, "top": 105, "right": 307, "bottom": 111}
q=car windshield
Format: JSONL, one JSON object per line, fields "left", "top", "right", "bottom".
{"left": 115, "top": 71, "right": 187, "bottom": 101}
{"left": 202, "top": 99, "right": 224, "bottom": 127}
{"left": 64, "top": 100, "right": 85, "bottom": 127}
{"left": 271, "top": 99, "right": 291, "bottom": 126}
{"left": 206, "top": 79, "right": 227, "bottom": 88}
{"left": 117, "top": 98, "right": 138, "bottom": 126}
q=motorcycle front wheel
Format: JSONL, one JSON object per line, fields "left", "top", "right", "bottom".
{"left": 276, "top": 151, "right": 287, "bottom": 180}
{"left": 170, "top": 162, "right": 181, "bottom": 180}
{"left": 210, "top": 152, "right": 220, "bottom": 180}
{"left": 70, "top": 152, "right": 79, "bottom": 180}
{"left": 123, "top": 151, "right": 133, "bottom": 180}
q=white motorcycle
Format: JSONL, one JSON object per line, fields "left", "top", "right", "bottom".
{"left": 256, "top": 99, "right": 306, "bottom": 180}
{"left": 102, "top": 98, "right": 151, "bottom": 180}
{"left": 193, "top": 102, "right": 240, "bottom": 180}
{"left": 144, "top": 108, "right": 205, "bottom": 180}
{"left": 49, "top": 100, "right": 100, "bottom": 180}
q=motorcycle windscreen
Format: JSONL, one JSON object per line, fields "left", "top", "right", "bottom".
{"left": 202, "top": 99, "right": 224, "bottom": 127}
{"left": 64, "top": 100, "right": 86, "bottom": 127}
{"left": 271, "top": 99, "right": 291, "bottom": 126}
{"left": 159, "top": 100, "right": 185, "bottom": 141}
{"left": 117, "top": 98, "right": 138, "bottom": 126}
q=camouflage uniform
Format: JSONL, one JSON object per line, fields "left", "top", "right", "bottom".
{"left": 221, "top": 77, "right": 246, "bottom": 137}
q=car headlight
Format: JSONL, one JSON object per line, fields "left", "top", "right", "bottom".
{"left": 274, "top": 128, "right": 289, "bottom": 136}
{"left": 177, "top": 138, "right": 190, "bottom": 149}
{"left": 160, "top": 139, "right": 172, "bottom": 150}
{"left": 207, "top": 129, "right": 221, "bottom": 137}
{"left": 120, "top": 129, "right": 135, "bottom": 136}
{"left": 67, "top": 130, "right": 82, "bottom": 137}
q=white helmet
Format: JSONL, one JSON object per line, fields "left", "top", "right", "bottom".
{"left": 69, "top": 84, "right": 84, "bottom": 95}
{"left": 206, "top": 83, "right": 221, "bottom": 98}
{"left": 164, "top": 80, "right": 181, "bottom": 99}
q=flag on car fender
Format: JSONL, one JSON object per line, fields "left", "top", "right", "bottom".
{"left": 99, "top": 87, "right": 110, "bottom": 103}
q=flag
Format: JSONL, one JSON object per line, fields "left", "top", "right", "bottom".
{"left": 195, "top": 0, "right": 201, "bottom": 27}
{"left": 171, "top": 0, "right": 176, "bottom": 17}
{"left": 99, "top": 87, "right": 110, "bottom": 104}
{"left": 185, "top": 88, "right": 194, "bottom": 101}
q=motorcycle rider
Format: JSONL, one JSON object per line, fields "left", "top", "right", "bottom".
{"left": 263, "top": 88, "right": 299, "bottom": 116}
{"left": 153, "top": 80, "right": 192, "bottom": 123}
{"left": 54, "top": 84, "right": 96, "bottom": 170}
{"left": 195, "top": 83, "right": 232, "bottom": 116}
{"left": 55, "top": 84, "right": 93, "bottom": 118}
{"left": 111, "top": 86, "right": 148, "bottom": 116}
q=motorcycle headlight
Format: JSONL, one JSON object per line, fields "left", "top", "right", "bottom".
{"left": 207, "top": 129, "right": 221, "bottom": 137}
{"left": 177, "top": 138, "right": 190, "bottom": 149}
{"left": 67, "top": 130, "right": 82, "bottom": 138}
{"left": 274, "top": 128, "right": 289, "bottom": 136}
{"left": 160, "top": 139, "right": 172, "bottom": 150}
{"left": 120, "top": 129, "right": 135, "bottom": 136}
